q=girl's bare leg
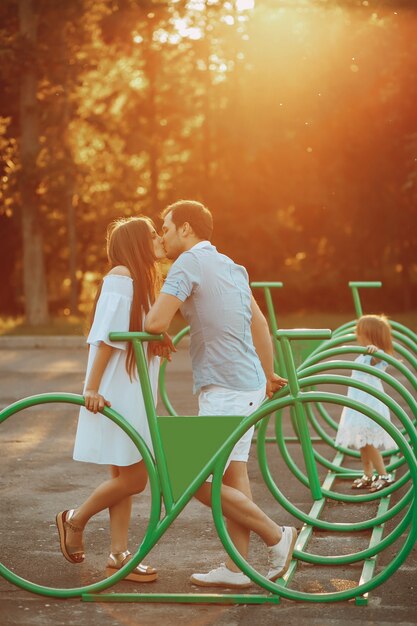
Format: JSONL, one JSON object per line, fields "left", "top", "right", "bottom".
{"left": 360, "top": 445, "right": 374, "bottom": 477}
{"left": 364, "top": 444, "right": 387, "bottom": 475}
{"left": 64, "top": 461, "right": 148, "bottom": 552}
{"left": 108, "top": 465, "right": 133, "bottom": 554}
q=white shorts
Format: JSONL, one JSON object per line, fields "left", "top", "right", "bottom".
{"left": 198, "top": 384, "right": 266, "bottom": 481}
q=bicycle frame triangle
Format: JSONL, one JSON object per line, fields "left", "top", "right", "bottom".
{"left": 158, "top": 414, "right": 244, "bottom": 502}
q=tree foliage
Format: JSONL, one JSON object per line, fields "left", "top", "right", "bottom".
{"left": 0, "top": 0, "right": 416, "bottom": 319}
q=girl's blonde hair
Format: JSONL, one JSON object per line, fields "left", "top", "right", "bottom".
{"left": 91, "top": 216, "right": 162, "bottom": 378}
{"left": 356, "top": 314, "right": 394, "bottom": 355}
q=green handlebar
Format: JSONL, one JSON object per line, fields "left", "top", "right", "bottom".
{"left": 109, "top": 332, "right": 164, "bottom": 342}
{"left": 348, "top": 281, "right": 382, "bottom": 289}
{"left": 348, "top": 282, "right": 382, "bottom": 317}
{"left": 251, "top": 281, "right": 284, "bottom": 288}
{"left": 276, "top": 329, "right": 332, "bottom": 341}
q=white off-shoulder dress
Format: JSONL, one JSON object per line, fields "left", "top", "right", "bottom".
{"left": 73, "top": 275, "right": 159, "bottom": 466}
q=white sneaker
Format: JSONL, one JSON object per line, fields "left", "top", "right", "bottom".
{"left": 190, "top": 563, "right": 252, "bottom": 588}
{"left": 267, "top": 526, "right": 297, "bottom": 581}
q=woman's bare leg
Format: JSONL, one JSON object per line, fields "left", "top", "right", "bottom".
{"left": 108, "top": 465, "right": 133, "bottom": 554}
{"left": 63, "top": 461, "right": 148, "bottom": 552}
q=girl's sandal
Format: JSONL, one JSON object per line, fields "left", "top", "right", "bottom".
{"left": 56, "top": 509, "right": 85, "bottom": 564}
{"left": 351, "top": 475, "right": 375, "bottom": 489}
{"left": 106, "top": 550, "right": 158, "bottom": 583}
{"left": 369, "top": 474, "right": 395, "bottom": 493}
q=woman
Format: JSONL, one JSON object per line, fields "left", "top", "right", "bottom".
{"left": 56, "top": 216, "right": 171, "bottom": 582}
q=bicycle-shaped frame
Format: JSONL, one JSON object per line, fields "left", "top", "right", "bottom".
{"left": 1, "top": 328, "right": 417, "bottom": 605}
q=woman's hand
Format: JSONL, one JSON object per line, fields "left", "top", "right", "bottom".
{"left": 84, "top": 389, "right": 111, "bottom": 413}
{"left": 148, "top": 332, "right": 177, "bottom": 361}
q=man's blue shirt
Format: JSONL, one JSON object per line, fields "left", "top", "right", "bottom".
{"left": 161, "top": 241, "right": 266, "bottom": 393}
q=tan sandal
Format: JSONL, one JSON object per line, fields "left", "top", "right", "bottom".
{"left": 56, "top": 509, "right": 85, "bottom": 564}
{"left": 351, "top": 475, "right": 375, "bottom": 489}
{"left": 369, "top": 474, "right": 395, "bottom": 492}
{"left": 106, "top": 550, "right": 158, "bottom": 583}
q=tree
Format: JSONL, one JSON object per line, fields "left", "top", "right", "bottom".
{"left": 1, "top": 0, "right": 416, "bottom": 318}
{"left": 18, "top": 0, "right": 49, "bottom": 325}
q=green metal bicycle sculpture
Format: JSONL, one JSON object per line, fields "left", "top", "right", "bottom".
{"left": 1, "top": 324, "right": 417, "bottom": 605}
{"left": 159, "top": 281, "right": 417, "bottom": 603}
{"left": 249, "top": 281, "right": 417, "bottom": 604}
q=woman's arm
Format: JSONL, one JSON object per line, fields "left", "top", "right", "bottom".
{"left": 84, "top": 342, "right": 113, "bottom": 413}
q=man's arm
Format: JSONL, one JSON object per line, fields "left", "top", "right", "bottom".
{"left": 250, "top": 295, "right": 287, "bottom": 398}
{"left": 145, "top": 293, "right": 183, "bottom": 334}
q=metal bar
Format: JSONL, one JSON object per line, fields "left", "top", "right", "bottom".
{"left": 158, "top": 325, "right": 190, "bottom": 417}
{"left": 355, "top": 456, "right": 399, "bottom": 606}
{"left": 276, "top": 453, "right": 344, "bottom": 588}
{"left": 278, "top": 333, "right": 325, "bottom": 500}
{"left": 82, "top": 593, "right": 280, "bottom": 605}
{"left": 132, "top": 337, "right": 174, "bottom": 512}
{"left": 348, "top": 281, "right": 382, "bottom": 318}
{"left": 253, "top": 436, "right": 322, "bottom": 444}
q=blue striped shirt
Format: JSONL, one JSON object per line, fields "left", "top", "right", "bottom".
{"left": 161, "top": 242, "right": 266, "bottom": 393}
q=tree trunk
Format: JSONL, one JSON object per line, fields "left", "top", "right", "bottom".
{"left": 66, "top": 182, "right": 79, "bottom": 315}
{"left": 146, "top": 16, "right": 160, "bottom": 214}
{"left": 201, "top": 9, "right": 213, "bottom": 194}
{"left": 61, "top": 23, "right": 79, "bottom": 315}
{"left": 19, "top": 0, "right": 49, "bottom": 325}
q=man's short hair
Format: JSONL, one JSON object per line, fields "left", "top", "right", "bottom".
{"left": 162, "top": 200, "right": 213, "bottom": 241}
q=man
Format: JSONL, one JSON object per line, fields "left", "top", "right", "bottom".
{"left": 145, "top": 200, "right": 296, "bottom": 588}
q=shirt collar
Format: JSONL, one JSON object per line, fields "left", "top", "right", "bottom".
{"left": 190, "top": 240, "right": 212, "bottom": 251}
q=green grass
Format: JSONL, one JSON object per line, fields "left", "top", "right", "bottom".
{"left": 1, "top": 310, "right": 415, "bottom": 336}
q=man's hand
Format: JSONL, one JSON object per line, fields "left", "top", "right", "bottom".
{"left": 84, "top": 389, "right": 111, "bottom": 414}
{"left": 147, "top": 332, "right": 177, "bottom": 361}
{"left": 266, "top": 373, "right": 287, "bottom": 399}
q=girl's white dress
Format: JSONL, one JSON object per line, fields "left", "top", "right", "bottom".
{"left": 335, "top": 353, "right": 396, "bottom": 450}
{"left": 73, "top": 275, "right": 159, "bottom": 466}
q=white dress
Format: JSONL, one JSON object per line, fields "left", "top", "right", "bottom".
{"left": 335, "top": 354, "right": 396, "bottom": 450}
{"left": 73, "top": 275, "right": 159, "bottom": 466}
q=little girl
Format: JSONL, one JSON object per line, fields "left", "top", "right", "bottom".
{"left": 56, "top": 216, "right": 172, "bottom": 581}
{"left": 335, "top": 314, "right": 396, "bottom": 492}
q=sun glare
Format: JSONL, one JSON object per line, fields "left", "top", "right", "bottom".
{"left": 170, "top": 1, "right": 255, "bottom": 41}
{"left": 236, "top": 0, "right": 255, "bottom": 10}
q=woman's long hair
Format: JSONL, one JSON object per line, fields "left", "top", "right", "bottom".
{"left": 90, "top": 216, "right": 162, "bottom": 378}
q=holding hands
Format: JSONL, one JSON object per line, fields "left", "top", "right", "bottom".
{"left": 148, "top": 332, "right": 177, "bottom": 361}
